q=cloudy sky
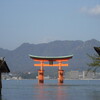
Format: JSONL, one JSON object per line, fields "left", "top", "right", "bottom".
{"left": 0, "top": 0, "right": 100, "bottom": 50}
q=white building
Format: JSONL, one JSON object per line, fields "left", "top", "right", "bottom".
{"left": 83, "top": 71, "right": 95, "bottom": 79}
{"left": 65, "top": 71, "right": 79, "bottom": 79}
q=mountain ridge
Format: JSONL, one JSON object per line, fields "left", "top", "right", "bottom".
{"left": 0, "top": 39, "right": 100, "bottom": 72}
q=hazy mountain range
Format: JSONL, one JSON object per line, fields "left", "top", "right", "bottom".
{"left": 0, "top": 39, "right": 100, "bottom": 72}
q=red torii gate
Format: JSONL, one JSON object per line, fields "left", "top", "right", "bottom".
{"left": 29, "top": 55, "right": 73, "bottom": 84}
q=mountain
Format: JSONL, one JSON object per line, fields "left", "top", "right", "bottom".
{"left": 0, "top": 39, "right": 100, "bottom": 72}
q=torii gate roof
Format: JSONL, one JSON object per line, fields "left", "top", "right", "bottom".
{"left": 29, "top": 55, "right": 73, "bottom": 60}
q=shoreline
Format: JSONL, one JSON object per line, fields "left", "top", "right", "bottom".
{"left": 2, "top": 79, "right": 100, "bottom": 81}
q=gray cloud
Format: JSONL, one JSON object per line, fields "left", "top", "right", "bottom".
{"left": 80, "top": 5, "right": 100, "bottom": 15}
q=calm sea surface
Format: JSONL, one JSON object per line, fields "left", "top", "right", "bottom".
{"left": 1, "top": 80, "right": 100, "bottom": 100}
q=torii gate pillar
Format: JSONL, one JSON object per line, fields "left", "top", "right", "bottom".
{"left": 58, "top": 61, "right": 64, "bottom": 84}
{"left": 38, "top": 70, "right": 44, "bottom": 84}
{"left": 58, "top": 69, "right": 64, "bottom": 84}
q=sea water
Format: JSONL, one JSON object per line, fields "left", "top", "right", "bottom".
{"left": 1, "top": 80, "right": 100, "bottom": 100}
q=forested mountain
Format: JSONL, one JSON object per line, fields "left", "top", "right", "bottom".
{"left": 0, "top": 39, "right": 100, "bottom": 72}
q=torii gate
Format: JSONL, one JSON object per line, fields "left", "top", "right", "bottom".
{"left": 29, "top": 55, "right": 73, "bottom": 84}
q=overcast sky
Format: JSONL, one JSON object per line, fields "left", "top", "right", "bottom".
{"left": 0, "top": 0, "right": 100, "bottom": 50}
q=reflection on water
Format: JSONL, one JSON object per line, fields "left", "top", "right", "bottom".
{"left": 33, "top": 84, "right": 100, "bottom": 100}
{"left": 35, "top": 85, "right": 46, "bottom": 100}
{"left": 57, "top": 86, "right": 68, "bottom": 100}
{"left": 1, "top": 80, "right": 100, "bottom": 100}
{"left": 34, "top": 84, "right": 68, "bottom": 100}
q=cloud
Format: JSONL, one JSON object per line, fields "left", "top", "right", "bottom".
{"left": 80, "top": 5, "right": 100, "bottom": 16}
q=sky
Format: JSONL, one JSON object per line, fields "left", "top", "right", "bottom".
{"left": 0, "top": 0, "right": 100, "bottom": 50}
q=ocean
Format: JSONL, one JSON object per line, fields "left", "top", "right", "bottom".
{"left": 1, "top": 80, "right": 100, "bottom": 100}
